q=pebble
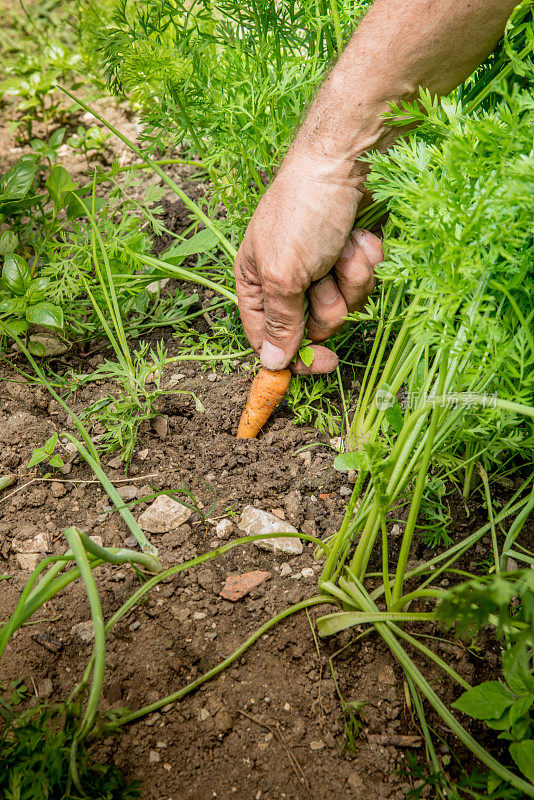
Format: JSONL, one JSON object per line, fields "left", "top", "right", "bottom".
{"left": 70, "top": 620, "right": 95, "bottom": 644}
{"left": 279, "top": 563, "right": 292, "bottom": 578}
{"left": 145, "top": 713, "right": 161, "bottom": 726}
{"left": 207, "top": 373, "right": 217, "bottom": 382}
{"left": 12, "top": 531, "right": 51, "bottom": 554}
{"left": 215, "top": 518, "right": 233, "bottom": 539}
{"left": 309, "top": 740, "right": 325, "bottom": 751}
{"left": 220, "top": 571, "right": 271, "bottom": 601}
{"left": 37, "top": 678, "right": 53, "bottom": 698}
{"left": 198, "top": 708, "right": 210, "bottom": 722}
{"left": 117, "top": 484, "right": 139, "bottom": 502}
{"left": 151, "top": 415, "right": 168, "bottom": 439}
{"left": 378, "top": 665, "right": 396, "bottom": 686}
{"left": 148, "top": 750, "right": 160, "bottom": 764}
{"left": 238, "top": 507, "right": 303, "bottom": 556}
{"left": 124, "top": 536, "right": 138, "bottom": 548}
{"left": 301, "top": 567, "right": 314, "bottom": 579}
{"left": 129, "top": 620, "right": 141, "bottom": 631}
{"left": 51, "top": 481, "right": 67, "bottom": 498}
{"left": 138, "top": 449, "right": 149, "bottom": 461}
{"left": 340, "top": 485, "right": 352, "bottom": 496}
{"left": 16, "top": 553, "right": 40, "bottom": 571}
{"left": 138, "top": 495, "right": 192, "bottom": 533}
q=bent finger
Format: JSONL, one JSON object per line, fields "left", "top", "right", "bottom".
{"left": 334, "top": 228, "right": 382, "bottom": 312}
{"left": 306, "top": 275, "right": 349, "bottom": 343}
{"left": 234, "top": 246, "right": 264, "bottom": 353}
{"left": 290, "top": 344, "right": 339, "bottom": 375}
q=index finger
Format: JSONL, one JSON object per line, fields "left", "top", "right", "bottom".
{"left": 234, "top": 245, "right": 264, "bottom": 353}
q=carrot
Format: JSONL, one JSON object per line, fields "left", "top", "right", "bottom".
{"left": 237, "top": 367, "right": 292, "bottom": 439}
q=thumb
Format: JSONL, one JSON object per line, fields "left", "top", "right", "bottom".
{"left": 260, "top": 278, "right": 306, "bottom": 370}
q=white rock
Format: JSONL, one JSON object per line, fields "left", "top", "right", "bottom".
{"left": 148, "top": 750, "right": 160, "bottom": 764}
{"left": 198, "top": 707, "right": 210, "bottom": 722}
{"left": 138, "top": 495, "right": 192, "bottom": 533}
{"left": 12, "top": 531, "right": 51, "bottom": 554}
{"left": 215, "top": 518, "right": 233, "bottom": 539}
{"left": 280, "top": 563, "right": 292, "bottom": 578}
{"left": 28, "top": 334, "right": 68, "bottom": 357}
{"left": 16, "top": 553, "right": 40, "bottom": 571}
{"left": 146, "top": 278, "right": 170, "bottom": 294}
{"left": 70, "top": 620, "right": 95, "bottom": 644}
{"left": 301, "top": 567, "right": 314, "bottom": 578}
{"left": 238, "top": 506, "right": 303, "bottom": 556}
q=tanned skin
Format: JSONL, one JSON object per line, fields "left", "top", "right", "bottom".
{"left": 234, "top": 0, "right": 517, "bottom": 374}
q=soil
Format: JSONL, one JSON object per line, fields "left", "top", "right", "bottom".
{"left": 0, "top": 77, "right": 529, "bottom": 800}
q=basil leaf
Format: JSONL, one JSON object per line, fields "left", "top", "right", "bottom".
{"left": 25, "top": 302, "right": 64, "bottom": 329}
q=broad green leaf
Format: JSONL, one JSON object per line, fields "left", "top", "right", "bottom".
{"left": 27, "top": 447, "right": 48, "bottom": 469}
{"left": 26, "top": 277, "right": 49, "bottom": 305}
{"left": 49, "top": 127, "right": 66, "bottom": 147}
{"left": 2, "top": 317, "right": 28, "bottom": 336}
{"left": 26, "top": 302, "right": 64, "bottom": 329}
{"left": 299, "top": 345, "right": 315, "bottom": 367}
{"left": 0, "top": 157, "right": 36, "bottom": 201}
{"left": 48, "top": 453, "right": 64, "bottom": 469}
{"left": 161, "top": 228, "right": 219, "bottom": 262}
{"left": 334, "top": 452, "right": 366, "bottom": 472}
{"left": 0, "top": 230, "right": 18, "bottom": 254}
{"left": 452, "top": 681, "right": 514, "bottom": 720}
{"left": 2, "top": 253, "right": 31, "bottom": 295}
{"left": 0, "top": 297, "right": 24, "bottom": 315}
{"left": 0, "top": 193, "right": 46, "bottom": 217}
{"left": 67, "top": 194, "right": 105, "bottom": 219}
{"left": 509, "top": 695, "right": 534, "bottom": 726}
{"left": 45, "top": 164, "right": 78, "bottom": 211}
{"left": 510, "top": 740, "right": 534, "bottom": 782}
{"left": 28, "top": 339, "right": 46, "bottom": 356}
{"left": 44, "top": 433, "right": 58, "bottom": 456}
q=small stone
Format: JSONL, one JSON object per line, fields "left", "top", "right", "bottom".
{"left": 310, "top": 740, "right": 325, "bottom": 751}
{"left": 37, "top": 678, "right": 53, "bottom": 698}
{"left": 390, "top": 524, "right": 401, "bottom": 537}
{"left": 148, "top": 750, "right": 161, "bottom": 764}
{"left": 107, "top": 457, "right": 123, "bottom": 470}
{"left": 16, "top": 553, "right": 40, "bottom": 571}
{"left": 506, "top": 557, "right": 520, "bottom": 572}
{"left": 117, "top": 485, "right": 139, "bottom": 502}
{"left": 156, "top": 741, "right": 167, "bottom": 748}
{"left": 283, "top": 702, "right": 291, "bottom": 711}
{"left": 198, "top": 707, "right": 210, "bottom": 722}
{"left": 129, "top": 620, "right": 141, "bottom": 631}
{"left": 70, "top": 620, "right": 95, "bottom": 644}
{"left": 124, "top": 536, "right": 138, "bottom": 548}
{"left": 145, "top": 713, "right": 161, "bottom": 726}
{"left": 167, "top": 373, "right": 186, "bottom": 388}
{"left": 138, "top": 448, "right": 149, "bottom": 461}
{"left": 12, "top": 531, "right": 50, "bottom": 554}
{"left": 25, "top": 333, "right": 68, "bottom": 357}
{"left": 329, "top": 437, "right": 342, "bottom": 450}
{"left": 215, "top": 518, "right": 233, "bottom": 539}
{"left": 280, "top": 563, "right": 292, "bottom": 578}
{"left": 89, "top": 535, "right": 103, "bottom": 549}
{"left": 271, "top": 508, "right": 285, "bottom": 519}
{"left": 378, "top": 665, "right": 396, "bottom": 686}
{"left": 298, "top": 450, "right": 312, "bottom": 468}
{"left": 146, "top": 278, "right": 170, "bottom": 294}
{"left": 138, "top": 495, "right": 192, "bottom": 533}
{"left": 340, "top": 485, "right": 352, "bottom": 496}
{"left": 207, "top": 373, "right": 217, "bottom": 382}
{"left": 151, "top": 415, "right": 168, "bottom": 439}
{"left": 220, "top": 570, "right": 271, "bottom": 601}
{"left": 51, "top": 481, "right": 66, "bottom": 498}
{"left": 348, "top": 771, "right": 364, "bottom": 791}
{"left": 348, "top": 469, "right": 358, "bottom": 484}
{"left": 238, "top": 507, "right": 303, "bottom": 556}
{"left": 193, "top": 611, "right": 206, "bottom": 620}
{"left": 301, "top": 567, "right": 314, "bottom": 579}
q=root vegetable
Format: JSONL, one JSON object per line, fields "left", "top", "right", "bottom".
{"left": 237, "top": 367, "right": 291, "bottom": 439}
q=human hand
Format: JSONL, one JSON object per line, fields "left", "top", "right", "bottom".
{"left": 234, "top": 151, "right": 383, "bottom": 374}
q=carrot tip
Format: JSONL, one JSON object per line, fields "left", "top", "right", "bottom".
{"left": 236, "top": 367, "right": 291, "bottom": 439}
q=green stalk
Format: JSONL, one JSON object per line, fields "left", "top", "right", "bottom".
{"left": 477, "top": 463, "right": 500, "bottom": 574}
{"left": 129, "top": 251, "right": 238, "bottom": 304}
{"left": 392, "top": 344, "right": 450, "bottom": 604}
{"left": 59, "top": 87, "right": 237, "bottom": 261}
{"left": 329, "top": 0, "right": 343, "bottom": 54}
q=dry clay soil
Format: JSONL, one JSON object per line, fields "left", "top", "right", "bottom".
{"left": 0, "top": 98, "right": 512, "bottom": 800}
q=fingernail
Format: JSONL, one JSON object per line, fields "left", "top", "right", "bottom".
{"left": 340, "top": 237, "right": 355, "bottom": 260}
{"left": 353, "top": 228, "right": 383, "bottom": 263}
{"left": 260, "top": 340, "right": 286, "bottom": 370}
{"left": 314, "top": 276, "right": 339, "bottom": 305}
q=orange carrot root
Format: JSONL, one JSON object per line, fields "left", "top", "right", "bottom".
{"left": 237, "top": 367, "right": 292, "bottom": 439}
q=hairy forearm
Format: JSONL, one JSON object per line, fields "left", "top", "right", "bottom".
{"left": 292, "top": 0, "right": 517, "bottom": 176}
